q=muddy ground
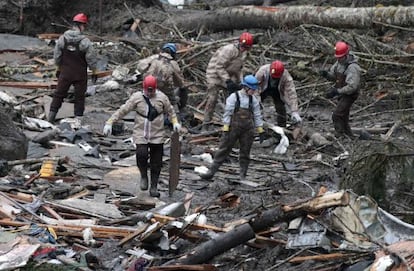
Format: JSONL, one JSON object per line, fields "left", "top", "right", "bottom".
{"left": 1, "top": 0, "right": 414, "bottom": 270}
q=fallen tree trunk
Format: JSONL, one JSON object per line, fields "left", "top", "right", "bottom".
{"left": 172, "top": 191, "right": 350, "bottom": 265}
{"left": 171, "top": 5, "right": 414, "bottom": 33}
{"left": 175, "top": 207, "right": 301, "bottom": 265}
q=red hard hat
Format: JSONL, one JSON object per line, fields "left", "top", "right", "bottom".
{"left": 270, "top": 61, "right": 284, "bottom": 78}
{"left": 73, "top": 13, "right": 88, "bottom": 24}
{"left": 239, "top": 32, "right": 254, "bottom": 48}
{"left": 143, "top": 75, "right": 157, "bottom": 91}
{"left": 335, "top": 41, "right": 349, "bottom": 58}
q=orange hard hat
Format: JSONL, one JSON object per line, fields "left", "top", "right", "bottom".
{"left": 73, "top": 13, "right": 88, "bottom": 24}
{"left": 270, "top": 60, "right": 284, "bottom": 78}
{"left": 239, "top": 32, "right": 254, "bottom": 48}
{"left": 335, "top": 41, "right": 349, "bottom": 58}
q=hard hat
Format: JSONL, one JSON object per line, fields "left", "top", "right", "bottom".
{"left": 143, "top": 75, "right": 157, "bottom": 94}
{"left": 241, "top": 75, "right": 259, "bottom": 90}
{"left": 162, "top": 43, "right": 177, "bottom": 55}
{"left": 73, "top": 13, "right": 88, "bottom": 24}
{"left": 239, "top": 32, "right": 254, "bottom": 48}
{"left": 335, "top": 41, "right": 349, "bottom": 58}
{"left": 270, "top": 60, "right": 285, "bottom": 78}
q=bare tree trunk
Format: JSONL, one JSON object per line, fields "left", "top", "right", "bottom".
{"left": 206, "top": 0, "right": 294, "bottom": 7}
{"left": 170, "top": 5, "right": 414, "bottom": 33}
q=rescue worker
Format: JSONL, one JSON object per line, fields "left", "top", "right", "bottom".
{"left": 102, "top": 75, "right": 181, "bottom": 197}
{"left": 49, "top": 13, "right": 98, "bottom": 123}
{"left": 255, "top": 60, "right": 302, "bottom": 127}
{"left": 319, "top": 41, "right": 361, "bottom": 137}
{"left": 202, "top": 32, "right": 254, "bottom": 131}
{"left": 144, "top": 43, "right": 188, "bottom": 116}
{"left": 200, "top": 75, "right": 265, "bottom": 182}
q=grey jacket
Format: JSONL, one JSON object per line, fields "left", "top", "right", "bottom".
{"left": 326, "top": 53, "right": 361, "bottom": 95}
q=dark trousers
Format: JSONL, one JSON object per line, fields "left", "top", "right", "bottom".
{"left": 50, "top": 76, "right": 87, "bottom": 116}
{"left": 135, "top": 143, "right": 163, "bottom": 177}
{"left": 272, "top": 97, "right": 287, "bottom": 127}
{"left": 332, "top": 93, "right": 358, "bottom": 136}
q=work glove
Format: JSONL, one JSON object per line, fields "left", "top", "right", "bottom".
{"left": 221, "top": 124, "right": 230, "bottom": 140}
{"left": 257, "top": 126, "right": 265, "bottom": 144}
{"left": 225, "top": 79, "right": 239, "bottom": 94}
{"left": 291, "top": 112, "right": 302, "bottom": 125}
{"left": 326, "top": 86, "right": 339, "bottom": 99}
{"left": 91, "top": 74, "right": 98, "bottom": 84}
{"left": 173, "top": 122, "right": 181, "bottom": 132}
{"left": 319, "top": 70, "right": 329, "bottom": 79}
{"left": 171, "top": 117, "right": 181, "bottom": 132}
{"left": 103, "top": 123, "right": 112, "bottom": 136}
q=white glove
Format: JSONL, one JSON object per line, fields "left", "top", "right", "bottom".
{"left": 291, "top": 112, "right": 302, "bottom": 124}
{"left": 173, "top": 122, "right": 182, "bottom": 132}
{"left": 103, "top": 123, "right": 112, "bottom": 136}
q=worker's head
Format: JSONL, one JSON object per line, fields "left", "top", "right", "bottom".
{"left": 162, "top": 43, "right": 177, "bottom": 58}
{"left": 241, "top": 75, "right": 259, "bottom": 95}
{"left": 143, "top": 75, "right": 157, "bottom": 97}
{"left": 239, "top": 32, "right": 254, "bottom": 52}
{"left": 270, "top": 60, "right": 285, "bottom": 79}
{"left": 73, "top": 13, "right": 88, "bottom": 29}
{"left": 335, "top": 41, "right": 349, "bottom": 63}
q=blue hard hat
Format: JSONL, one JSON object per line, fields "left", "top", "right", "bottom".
{"left": 162, "top": 43, "right": 177, "bottom": 54}
{"left": 241, "top": 75, "right": 259, "bottom": 90}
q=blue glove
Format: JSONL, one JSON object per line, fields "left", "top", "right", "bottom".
{"left": 326, "top": 87, "right": 339, "bottom": 99}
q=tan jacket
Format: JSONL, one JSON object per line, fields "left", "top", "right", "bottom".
{"left": 206, "top": 43, "right": 246, "bottom": 88}
{"left": 107, "top": 90, "right": 177, "bottom": 144}
{"left": 145, "top": 52, "right": 184, "bottom": 92}
{"left": 255, "top": 64, "right": 299, "bottom": 113}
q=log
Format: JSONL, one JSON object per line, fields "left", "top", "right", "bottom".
{"left": 171, "top": 6, "right": 414, "bottom": 33}
{"left": 175, "top": 207, "right": 302, "bottom": 265}
{"left": 172, "top": 191, "right": 352, "bottom": 265}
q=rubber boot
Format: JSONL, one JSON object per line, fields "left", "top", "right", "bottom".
{"left": 140, "top": 171, "right": 148, "bottom": 191}
{"left": 239, "top": 165, "right": 248, "bottom": 182}
{"left": 48, "top": 111, "right": 57, "bottom": 123}
{"left": 200, "top": 163, "right": 219, "bottom": 180}
{"left": 149, "top": 170, "right": 160, "bottom": 197}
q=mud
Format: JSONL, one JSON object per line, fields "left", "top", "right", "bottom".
{"left": 1, "top": 0, "right": 414, "bottom": 270}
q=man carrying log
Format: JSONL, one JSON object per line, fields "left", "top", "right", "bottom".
{"left": 201, "top": 32, "right": 254, "bottom": 131}
{"left": 200, "top": 75, "right": 265, "bottom": 182}
{"left": 255, "top": 60, "right": 302, "bottom": 127}
{"left": 48, "top": 13, "right": 98, "bottom": 124}
{"left": 102, "top": 75, "right": 181, "bottom": 197}
{"left": 319, "top": 41, "right": 361, "bottom": 138}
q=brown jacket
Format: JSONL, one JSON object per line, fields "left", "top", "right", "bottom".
{"left": 107, "top": 90, "right": 177, "bottom": 144}
{"left": 145, "top": 52, "right": 184, "bottom": 92}
{"left": 206, "top": 43, "right": 246, "bottom": 88}
{"left": 255, "top": 64, "right": 299, "bottom": 113}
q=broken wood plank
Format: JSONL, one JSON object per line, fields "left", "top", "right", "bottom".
{"left": 147, "top": 264, "right": 218, "bottom": 271}
{"left": 117, "top": 223, "right": 148, "bottom": 247}
{"left": 0, "top": 219, "right": 135, "bottom": 238}
{"left": 282, "top": 190, "right": 350, "bottom": 213}
{"left": 23, "top": 173, "right": 41, "bottom": 187}
{"left": 288, "top": 252, "right": 357, "bottom": 263}
{"left": 0, "top": 81, "right": 57, "bottom": 89}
